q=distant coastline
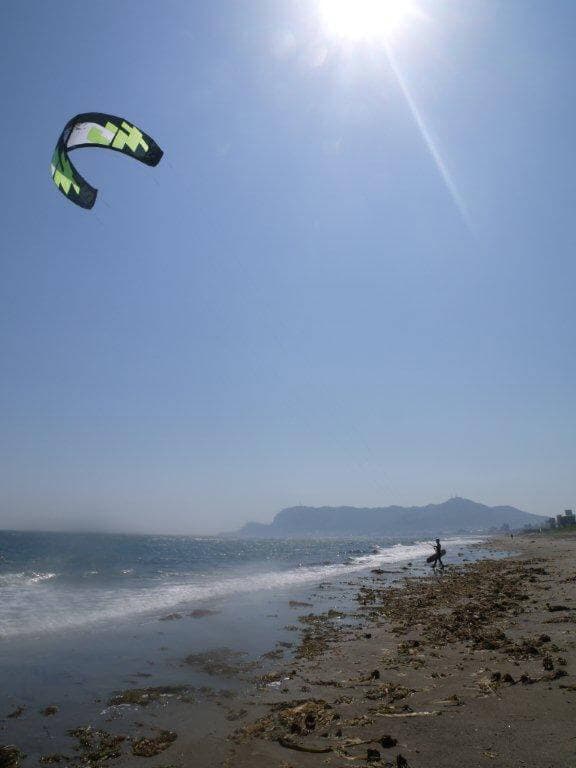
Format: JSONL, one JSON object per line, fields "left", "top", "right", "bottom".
{"left": 237, "top": 496, "right": 546, "bottom": 538}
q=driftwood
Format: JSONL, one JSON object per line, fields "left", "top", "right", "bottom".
{"left": 278, "top": 737, "right": 333, "bottom": 754}
{"left": 375, "top": 710, "right": 440, "bottom": 718}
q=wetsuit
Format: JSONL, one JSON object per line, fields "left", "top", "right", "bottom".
{"left": 432, "top": 539, "right": 444, "bottom": 570}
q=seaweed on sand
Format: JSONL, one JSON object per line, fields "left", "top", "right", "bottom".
{"left": 131, "top": 731, "right": 177, "bottom": 757}
{"left": 233, "top": 699, "right": 339, "bottom": 744}
{"left": 365, "top": 683, "right": 415, "bottom": 703}
{"left": 6, "top": 707, "right": 25, "bottom": 720}
{"left": 108, "top": 685, "right": 191, "bottom": 707}
{"left": 184, "top": 648, "right": 257, "bottom": 678}
{"left": 296, "top": 611, "right": 349, "bottom": 660}
{"left": 0, "top": 747, "right": 23, "bottom": 768}
{"left": 355, "top": 559, "right": 538, "bottom": 657}
{"left": 289, "top": 600, "right": 313, "bottom": 608}
{"left": 68, "top": 727, "right": 126, "bottom": 765}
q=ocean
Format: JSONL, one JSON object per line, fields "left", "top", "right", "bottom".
{"left": 0, "top": 530, "right": 487, "bottom": 758}
{"left": 0, "top": 530, "right": 481, "bottom": 640}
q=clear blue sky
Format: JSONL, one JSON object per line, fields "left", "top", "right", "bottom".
{"left": 1, "top": 0, "right": 575, "bottom": 533}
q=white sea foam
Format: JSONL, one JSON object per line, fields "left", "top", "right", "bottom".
{"left": 0, "top": 537, "right": 481, "bottom": 640}
{"left": 0, "top": 571, "right": 56, "bottom": 587}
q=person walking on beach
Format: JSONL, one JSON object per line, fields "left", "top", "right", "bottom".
{"left": 432, "top": 538, "right": 444, "bottom": 571}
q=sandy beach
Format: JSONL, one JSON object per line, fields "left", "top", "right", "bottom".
{"left": 216, "top": 532, "right": 575, "bottom": 768}
{"left": 2, "top": 532, "right": 575, "bottom": 768}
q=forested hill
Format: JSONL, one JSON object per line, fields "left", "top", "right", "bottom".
{"left": 238, "top": 497, "right": 545, "bottom": 537}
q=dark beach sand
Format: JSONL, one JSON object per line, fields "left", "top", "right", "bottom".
{"left": 3, "top": 532, "right": 575, "bottom": 767}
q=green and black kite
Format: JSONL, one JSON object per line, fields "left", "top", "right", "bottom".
{"left": 51, "top": 112, "right": 163, "bottom": 209}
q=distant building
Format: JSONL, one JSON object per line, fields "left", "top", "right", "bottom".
{"left": 555, "top": 510, "right": 575, "bottom": 528}
{"left": 547, "top": 517, "right": 557, "bottom": 529}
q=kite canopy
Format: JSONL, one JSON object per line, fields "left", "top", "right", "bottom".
{"left": 50, "top": 112, "right": 163, "bottom": 209}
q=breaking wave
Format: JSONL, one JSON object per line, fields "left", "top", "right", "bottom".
{"left": 0, "top": 537, "right": 481, "bottom": 640}
{"left": 0, "top": 571, "right": 56, "bottom": 587}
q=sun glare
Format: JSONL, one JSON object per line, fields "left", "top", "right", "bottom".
{"left": 318, "top": 0, "right": 415, "bottom": 42}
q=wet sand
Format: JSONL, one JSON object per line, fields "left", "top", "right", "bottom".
{"left": 3, "top": 533, "right": 575, "bottom": 767}
{"left": 219, "top": 533, "right": 575, "bottom": 767}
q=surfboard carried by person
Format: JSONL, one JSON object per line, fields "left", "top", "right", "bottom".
{"left": 426, "top": 538, "right": 445, "bottom": 571}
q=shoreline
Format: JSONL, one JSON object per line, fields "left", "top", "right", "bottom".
{"left": 219, "top": 532, "right": 574, "bottom": 768}
{"left": 2, "top": 534, "right": 574, "bottom": 767}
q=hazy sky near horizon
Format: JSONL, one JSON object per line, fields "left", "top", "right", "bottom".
{"left": 1, "top": 0, "right": 575, "bottom": 534}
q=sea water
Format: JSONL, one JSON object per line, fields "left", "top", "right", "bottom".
{"left": 0, "top": 531, "right": 481, "bottom": 640}
{"left": 0, "top": 530, "right": 486, "bottom": 756}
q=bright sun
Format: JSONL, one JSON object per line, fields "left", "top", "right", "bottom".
{"left": 318, "top": 0, "right": 416, "bottom": 41}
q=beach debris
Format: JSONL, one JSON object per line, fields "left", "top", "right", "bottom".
{"left": 261, "top": 648, "right": 285, "bottom": 660}
{"left": 131, "top": 731, "right": 177, "bottom": 757}
{"left": 259, "top": 671, "right": 284, "bottom": 685}
{"left": 278, "top": 737, "right": 332, "bottom": 754}
{"left": 302, "top": 677, "right": 347, "bottom": 688}
{"left": 289, "top": 601, "right": 313, "bottom": 608}
{"left": 366, "top": 748, "right": 381, "bottom": 762}
{"left": 226, "top": 708, "right": 248, "bottom": 722}
{"left": 379, "top": 736, "right": 398, "bottom": 748}
{"left": 41, "top": 705, "right": 59, "bottom": 717}
{"left": 39, "top": 755, "right": 67, "bottom": 764}
{"left": 478, "top": 671, "right": 516, "bottom": 695}
{"left": 396, "top": 755, "right": 409, "bottom": 768}
{"left": 108, "top": 685, "right": 191, "bottom": 708}
{"left": 542, "top": 655, "right": 554, "bottom": 671}
{"left": 184, "top": 648, "right": 257, "bottom": 678}
{"left": 503, "top": 636, "right": 553, "bottom": 659}
{"left": 6, "top": 707, "right": 25, "bottom": 719}
{"left": 233, "top": 699, "right": 339, "bottom": 744}
{"left": 435, "top": 694, "right": 464, "bottom": 707}
{"left": 159, "top": 613, "right": 182, "bottom": 621}
{"left": 375, "top": 711, "right": 439, "bottom": 718}
{"left": 0, "top": 747, "right": 23, "bottom": 768}
{"left": 189, "top": 608, "right": 219, "bottom": 618}
{"left": 544, "top": 615, "right": 576, "bottom": 624}
{"left": 68, "top": 726, "right": 126, "bottom": 764}
{"left": 281, "top": 700, "right": 336, "bottom": 735}
{"left": 544, "top": 669, "right": 567, "bottom": 681}
{"left": 343, "top": 714, "right": 375, "bottom": 729}
{"left": 296, "top": 611, "right": 348, "bottom": 660}
{"left": 365, "top": 683, "right": 414, "bottom": 703}
{"left": 356, "top": 559, "right": 534, "bottom": 654}
{"left": 370, "top": 670, "right": 380, "bottom": 680}
{"left": 546, "top": 604, "right": 571, "bottom": 612}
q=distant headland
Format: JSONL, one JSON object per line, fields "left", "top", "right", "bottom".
{"left": 237, "top": 497, "right": 546, "bottom": 538}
